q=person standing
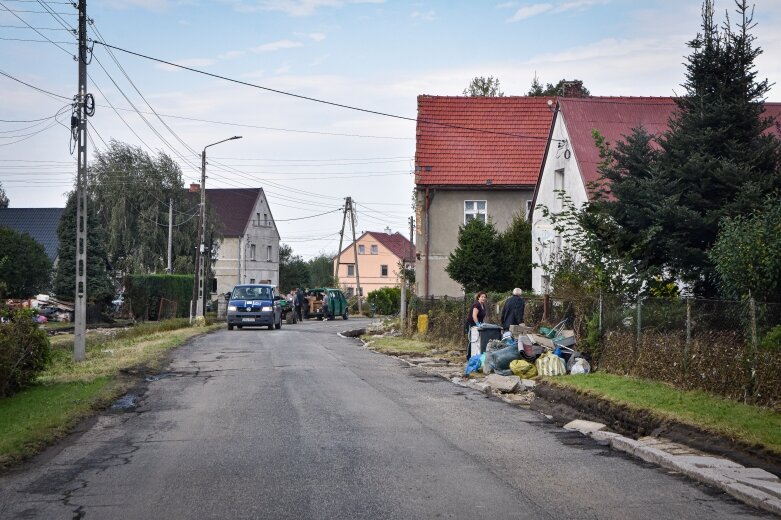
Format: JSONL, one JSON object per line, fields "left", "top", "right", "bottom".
{"left": 465, "top": 292, "right": 487, "bottom": 359}
{"left": 294, "top": 288, "right": 304, "bottom": 320}
{"left": 501, "top": 288, "right": 526, "bottom": 332}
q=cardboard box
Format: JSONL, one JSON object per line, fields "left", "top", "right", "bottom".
{"left": 529, "top": 333, "right": 554, "bottom": 349}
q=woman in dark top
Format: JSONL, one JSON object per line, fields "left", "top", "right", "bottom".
{"left": 468, "top": 292, "right": 487, "bottom": 327}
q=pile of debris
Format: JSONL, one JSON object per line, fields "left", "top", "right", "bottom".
{"left": 3, "top": 294, "right": 73, "bottom": 323}
{"left": 465, "top": 320, "right": 591, "bottom": 379}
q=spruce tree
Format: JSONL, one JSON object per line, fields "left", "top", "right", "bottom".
{"left": 655, "top": 0, "right": 781, "bottom": 295}
{"left": 52, "top": 192, "right": 114, "bottom": 305}
{"left": 446, "top": 218, "right": 506, "bottom": 293}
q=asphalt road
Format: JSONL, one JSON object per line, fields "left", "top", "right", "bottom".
{"left": 0, "top": 318, "right": 770, "bottom": 519}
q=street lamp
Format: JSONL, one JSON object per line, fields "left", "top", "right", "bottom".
{"left": 192, "top": 135, "right": 242, "bottom": 324}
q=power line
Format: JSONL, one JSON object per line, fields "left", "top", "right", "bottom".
{"left": 0, "top": 69, "right": 71, "bottom": 100}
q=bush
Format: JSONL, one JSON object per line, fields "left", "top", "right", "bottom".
{"left": 125, "top": 274, "right": 193, "bottom": 321}
{"left": 0, "top": 308, "right": 51, "bottom": 397}
{"left": 366, "top": 287, "right": 401, "bottom": 316}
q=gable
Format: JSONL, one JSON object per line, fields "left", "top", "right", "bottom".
{"left": 415, "top": 96, "right": 555, "bottom": 187}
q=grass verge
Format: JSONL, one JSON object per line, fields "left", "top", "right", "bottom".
{"left": 0, "top": 320, "right": 221, "bottom": 467}
{"left": 363, "top": 335, "right": 435, "bottom": 355}
{"left": 549, "top": 373, "right": 781, "bottom": 454}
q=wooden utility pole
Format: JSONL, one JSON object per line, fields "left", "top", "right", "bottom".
{"left": 74, "top": 0, "right": 89, "bottom": 361}
{"left": 334, "top": 198, "right": 349, "bottom": 280}
{"left": 346, "top": 197, "right": 362, "bottom": 314}
{"left": 400, "top": 216, "right": 414, "bottom": 333}
{"left": 167, "top": 198, "right": 173, "bottom": 273}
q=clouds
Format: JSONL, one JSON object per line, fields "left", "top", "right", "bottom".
{"left": 251, "top": 40, "right": 305, "bottom": 53}
{"left": 503, "top": 0, "right": 609, "bottom": 22}
{"left": 410, "top": 9, "right": 435, "bottom": 21}
{"left": 232, "top": 0, "right": 384, "bottom": 17}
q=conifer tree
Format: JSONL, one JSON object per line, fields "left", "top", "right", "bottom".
{"left": 446, "top": 218, "right": 506, "bottom": 293}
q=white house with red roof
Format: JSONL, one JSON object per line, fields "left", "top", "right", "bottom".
{"left": 333, "top": 230, "right": 415, "bottom": 297}
{"left": 203, "top": 187, "right": 280, "bottom": 299}
{"left": 414, "top": 95, "right": 555, "bottom": 297}
{"left": 530, "top": 97, "right": 781, "bottom": 294}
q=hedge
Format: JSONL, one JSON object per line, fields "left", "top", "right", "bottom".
{"left": 124, "top": 274, "right": 194, "bottom": 321}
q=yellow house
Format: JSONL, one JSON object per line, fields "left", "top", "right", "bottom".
{"left": 334, "top": 231, "right": 415, "bottom": 297}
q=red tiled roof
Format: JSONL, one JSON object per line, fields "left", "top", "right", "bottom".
{"left": 205, "top": 188, "right": 261, "bottom": 237}
{"left": 368, "top": 231, "right": 416, "bottom": 263}
{"left": 415, "top": 96, "right": 555, "bottom": 187}
{"left": 559, "top": 97, "right": 781, "bottom": 193}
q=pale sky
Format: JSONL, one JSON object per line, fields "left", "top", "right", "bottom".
{"left": 2, "top": 0, "right": 780, "bottom": 259}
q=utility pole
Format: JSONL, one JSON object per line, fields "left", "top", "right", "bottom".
{"left": 193, "top": 136, "right": 242, "bottom": 324}
{"left": 334, "top": 199, "right": 349, "bottom": 282}
{"left": 400, "top": 216, "right": 414, "bottom": 333}
{"left": 167, "top": 198, "right": 173, "bottom": 273}
{"left": 347, "top": 197, "right": 362, "bottom": 315}
{"left": 73, "top": 0, "right": 90, "bottom": 362}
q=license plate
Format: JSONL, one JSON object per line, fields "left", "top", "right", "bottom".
{"left": 242, "top": 317, "right": 255, "bottom": 322}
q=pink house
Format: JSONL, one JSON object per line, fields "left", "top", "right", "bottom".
{"left": 334, "top": 231, "right": 415, "bottom": 297}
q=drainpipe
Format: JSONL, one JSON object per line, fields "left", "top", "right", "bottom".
{"left": 425, "top": 187, "right": 430, "bottom": 298}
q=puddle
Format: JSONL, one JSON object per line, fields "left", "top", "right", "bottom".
{"left": 111, "top": 394, "right": 138, "bottom": 410}
{"left": 144, "top": 372, "right": 174, "bottom": 382}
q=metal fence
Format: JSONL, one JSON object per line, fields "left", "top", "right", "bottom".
{"left": 408, "top": 294, "right": 781, "bottom": 409}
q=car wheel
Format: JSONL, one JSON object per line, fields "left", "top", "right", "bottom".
{"left": 237, "top": 325, "right": 243, "bottom": 329}
{"left": 268, "top": 323, "right": 274, "bottom": 330}
{"left": 317, "top": 316, "right": 323, "bottom": 321}
{"left": 228, "top": 323, "right": 234, "bottom": 330}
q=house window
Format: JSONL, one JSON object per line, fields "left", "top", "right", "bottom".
{"left": 381, "top": 265, "right": 388, "bottom": 277}
{"left": 554, "top": 168, "right": 565, "bottom": 212}
{"left": 250, "top": 278, "right": 256, "bottom": 284}
{"left": 267, "top": 245, "right": 272, "bottom": 261}
{"left": 250, "top": 244, "right": 256, "bottom": 261}
{"left": 358, "top": 244, "right": 365, "bottom": 255}
{"left": 264, "top": 213, "right": 268, "bottom": 226}
{"left": 525, "top": 199, "right": 533, "bottom": 219}
{"left": 255, "top": 212, "right": 260, "bottom": 226}
{"left": 464, "top": 200, "right": 487, "bottom": 224}
{"left": 370, "top": 245, "right": 378, "bottom": 255}
{"left": 347, "top": 264, "right": 355, "bottom": 276}
{"left": 211, "top": 278, "right": 217, "bottom": 292}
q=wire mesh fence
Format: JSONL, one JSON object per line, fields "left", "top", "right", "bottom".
{"left": 408, "top": 293, "right": 781, "bottom": 408}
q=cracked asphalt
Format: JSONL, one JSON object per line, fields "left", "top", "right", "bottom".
{"left": 0, "top": 317, "right": 772, "bottom": 519}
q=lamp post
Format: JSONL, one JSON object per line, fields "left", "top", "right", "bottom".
{"left": 193, "top": 135, "right": 242, "bottom": 324}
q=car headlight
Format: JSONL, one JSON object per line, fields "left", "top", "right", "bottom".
{"left": 228, "top": 305, "right": 237, "bottom": 311}
{"left": 261, "top": 306, "right": 272, "bottom": 312}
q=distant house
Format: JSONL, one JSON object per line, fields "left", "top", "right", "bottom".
{"left": 414, "top": 95, "right": 555, "bottom": 297}
{"left": 202, "top": 187, "right": 280, "bottom": 299}
{"left": 530, "top": 97, "right": 781, "bottom": 294}
{"left": 334, "top": 230, "right": 415, "bottom": 297}
{"left": 0, "top": 207, "right": 64, "bottom": 264}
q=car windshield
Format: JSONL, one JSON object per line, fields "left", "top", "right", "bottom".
{"left": 232, "top": 286, "right": 272, "bottom": 300}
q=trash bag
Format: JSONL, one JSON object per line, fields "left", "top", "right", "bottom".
{"left": 510, "top": 359, "right": 538, "bottom": 379}
{"left": 465, "top": 353, "right": 484, "bottom": 375}
{"left": 535, "top": 352, "right": 566, "bottom": 376}
{"left": 570, "top": 358, "right": 591, "bottom": 375}
{"left": 488, "top": 344, "right": 521, "bottom": 372}
{"left": 485, "top": 339, "right": 505, "bottom": 353}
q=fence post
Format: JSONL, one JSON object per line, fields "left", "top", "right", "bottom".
{"left": 747, "top": 296, "right": 758, "bottom": 403}
{"left": 634, "top": 296, "right": 642, "bottom": 359}
{"left": 683, "top": 297, "right": 691, "bottom": 377}
{"left": 598, "top": 291, "right": 603, "bottom": 334}
{"left": 543, "top": 293, "right": 550, "bottom": 322}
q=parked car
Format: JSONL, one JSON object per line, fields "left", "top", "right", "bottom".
{"left": 226, "top": 284, "right": 282, "bottom": 331}
{"left": 303, "top": 288, "right": 349, "bottom": 320}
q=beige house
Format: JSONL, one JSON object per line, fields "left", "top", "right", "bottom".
{"left": 414, "top": 95, "right": 555, "bottom": 297}
{"left": 206, "top": 188, "right": 280, "bottom": 298}
{"left": 334, "top": 231, "right": 415, "bottom": 297}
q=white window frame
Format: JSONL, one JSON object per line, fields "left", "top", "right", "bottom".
{"left": 370, "top": 244, "right": 378, "bottom": 255}
{"left": 358, "top": 244, "right": 365, "bottom": 255}
{"left": 267, "top": 245, "right": 272, "bottom": 261}
{"left": 464, "top": 200, "right": 487, "bottom": 224}
{"left": 347, "top": 264, "right": 355, "bottom": 276}
{"left": 250, "top": 244, "right": 256, "bottom": 261}
{"left": 553, "top": 168, "right": 565, "bottom": 212}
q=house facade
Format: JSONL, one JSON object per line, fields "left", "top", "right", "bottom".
{"left": 414, "top": 95, "right": 555, "bottom": 297}
{"left": 530, "top": 97, "right": 781, "bottom": 293}
{"left": 206, "top": 188, "right": 280, "bottom": 299}
{"left": 334, "top": 231, "right": 415, "bottom": 296}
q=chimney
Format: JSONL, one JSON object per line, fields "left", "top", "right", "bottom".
{"left": 189, "top": 183, "right": 200, "bottom": 193}
{"left": 561, "top": 80, "right": 584, "bottom": 98}
{"left": 384, "top": 227, "right": 392, "bottom": 235}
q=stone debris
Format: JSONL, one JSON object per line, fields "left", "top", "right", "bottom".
{"left": 563, "top": 419, "right": 606, "bottom": 434}
{"left": 484, "top": 374, "right": 521, "bottom": 393}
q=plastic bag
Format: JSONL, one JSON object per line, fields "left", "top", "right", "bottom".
{"left": 464, "top": 353, "right": 484, "bottom": 375}
{"left": 570, "top": 358, "right": 591, "bottom": 375}
{"left": 535, "top": 352, "right": 566, "bottom": 376}
{"left": 510, "top": 359, "right": 538, "bottom": 379}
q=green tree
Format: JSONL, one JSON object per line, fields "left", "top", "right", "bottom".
{"left": 527, "top": 76, "right": 590, "bottom": 97}
{"left": 499, "top": 212, "right": 533, "bottom": 290}
{"left": 307, "top": 254, "right": 336, "bottom": 288}
{"left": 88, "top": 140, "right": 207, "bottom": 275}
{"left": 709, "top": 197, "right": 781, "bottom": 302}
{"left": 463, "top": 76, "right": 504, "bottom": 97}
{"left": 446, "top": 218, "right": 506, "bottom": 293}
{"left": 0, "top": 181, "right": 8, "bottom": 208}
{"left": 279, "top": 244, "right": 310, "bottom": 292}
{"left": 52, "top": 192, "right": 114, "bottom": 305}
{"left": 653, "top": 0, "right": 781, "bottom": 295}
{"left": 0, "top": 227, "right": 51, "bottom": 298}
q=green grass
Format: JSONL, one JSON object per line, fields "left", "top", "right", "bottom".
{"left": 0, "top": 320, "right": 221, "bottom": 466}
{"left": 551, "top": 373, "right": 781, "bottom": 454}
